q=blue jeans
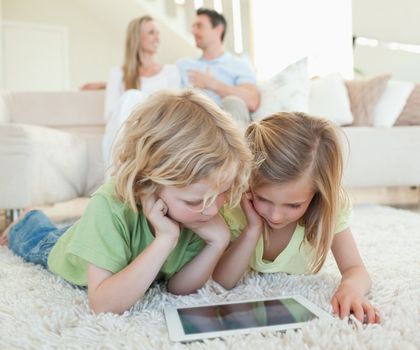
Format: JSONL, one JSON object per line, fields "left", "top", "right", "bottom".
{"left": 8, "top": 210, "right": 69, "bottom": 269}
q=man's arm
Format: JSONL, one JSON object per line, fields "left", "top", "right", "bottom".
{"left": 211, "top": 82, "right": 260, "bottom": 112}
{"left": 188, "top": 69, "right": 260, "bottom": 112}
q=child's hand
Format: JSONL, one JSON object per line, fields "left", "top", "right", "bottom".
{"left": 189, "top": 214, "right": 230, "bottom": 249}
{"left": 331, "top": 283, "right": 380, "bottom": 324}
{"left": 241, "top": 192, "right": 263, "bottom": 234}
{"left": 141, "top": 194, "right": 180, "bottom": 243}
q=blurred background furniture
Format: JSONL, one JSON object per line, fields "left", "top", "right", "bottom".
{"left": 0, "top": 90, "right": 105, "bottom": 222}
{"left": 1, "top": 87, "right": 420, "bottom": 224}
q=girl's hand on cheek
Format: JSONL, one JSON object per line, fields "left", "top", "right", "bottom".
{"left": 241, "top": 192, "right": 263, "bottom": 234}
{"left": 141, "top": 194, "right": 180, "bottom": 243}
{"left": 331, "top": 283, "right": 380, "bottom": 324}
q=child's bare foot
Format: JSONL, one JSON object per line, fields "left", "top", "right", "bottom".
{"left": 1, "top": 209, "right": 31, "bottom": 246}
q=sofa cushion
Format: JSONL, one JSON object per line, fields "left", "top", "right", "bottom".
{"left": 252, "top": 57, "right": 309, "bottom": 121}
{"left": 395, "top": 84, "right": 420, "bottom": 126}
{"left": 0, "top": 124, "right": 88, "bottom": 208}
{"left": 346, "top": 74, "right": 391, "bottom": 126}
{"left": 309, "top": 73, "right": 353, "bottom": 125}
{"left": 373, "top": 80, "right": 414, "bottom": 127}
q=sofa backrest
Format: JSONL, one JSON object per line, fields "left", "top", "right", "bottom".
{"left": 1, "top": 90, "right": 105, "bottom": 127}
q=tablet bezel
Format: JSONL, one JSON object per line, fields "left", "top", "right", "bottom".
{"left": 164, "top": 295, "right": 332, "bottom": 342}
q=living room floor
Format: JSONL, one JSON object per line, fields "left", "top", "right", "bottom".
{"left": 1, "top": 186, "right": 419, "bottom": 231}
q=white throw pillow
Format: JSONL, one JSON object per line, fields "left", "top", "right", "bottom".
{"left": 252, "top": 58, "right": 309, "bottom": 121}
{"left": 373, "top": 80, "right": 415, "bottom": 127}
{"left": 309, "top": 73, "right": 353, "bottom": 125}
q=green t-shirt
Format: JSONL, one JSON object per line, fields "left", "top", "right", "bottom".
{"left": 48, "top": 181, "right": 206, "bottom": 286}
{"left": 221, "top": 203, "right": 352, "bottom": 275}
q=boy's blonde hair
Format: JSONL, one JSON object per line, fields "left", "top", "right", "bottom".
{"left": 123, "top": 15, "right": 153, "bottom": 90}
{"left": 112, "top": 90, "right": 252, "bottom": 212}
{"left": 246, "top": 112, "right": 348, "bottom": 273}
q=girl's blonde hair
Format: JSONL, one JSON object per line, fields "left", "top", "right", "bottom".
{"left": 112, "top": 90, "right": 252, "bottom": 212}
{"left": 246, "top": 112, "right": 348, "bottom": 273}
{"left": 122, "top": 15, "right": 153, "bottom": 90}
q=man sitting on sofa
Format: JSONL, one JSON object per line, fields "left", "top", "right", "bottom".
{"left": 177, "top": 8, "right": 260, "bottom": 131}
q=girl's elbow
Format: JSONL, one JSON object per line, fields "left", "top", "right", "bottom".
{"left": 167, "top": 281, "right": 202, "bottom": 295}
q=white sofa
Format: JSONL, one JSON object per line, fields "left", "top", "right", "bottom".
{"left": 0, "top": 91, "right": 105, "bottom": 212}
{"left": 1, "top": 90, "right": 420, "bottom": 214}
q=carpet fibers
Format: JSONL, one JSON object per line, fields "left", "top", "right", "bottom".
{"left": 0, "top": 205, "right": 419, "bottom": 349}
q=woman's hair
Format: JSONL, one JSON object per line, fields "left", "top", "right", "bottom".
{"left": 122, "top": 15, "right": 153, "bottom": 90}
{"left": 112, "top": 90, "right": 252, "bottom": 213}
{"left": 246, "top": 112, "right": 348, "bottom": 273}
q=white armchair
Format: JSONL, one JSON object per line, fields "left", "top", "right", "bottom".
{"left": 0, "top": 90, "right": 106, "bottom": 219}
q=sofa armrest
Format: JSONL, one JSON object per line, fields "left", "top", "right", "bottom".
{"left": 0, "top": 124, "right": 88, "bottom": 209}
{"left": 341, "top": 126, "right": 420, "bottom": 187}
{"left": 0, "top": 92, "right": 11, "bottom": 123}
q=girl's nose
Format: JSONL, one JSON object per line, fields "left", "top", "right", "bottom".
{"left": 269, "top": 207, "right": 284, "bottom": 223}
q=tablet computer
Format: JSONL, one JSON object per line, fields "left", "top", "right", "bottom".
{"left": 164, "top": 295, "right": 332, "bottom": 342}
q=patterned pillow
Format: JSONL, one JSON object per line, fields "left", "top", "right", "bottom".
{"left": 252, "top": 57, "right": 309, "bottom": 121}
{"left": 395, "top": 84, "right": 420, "bottom": 126}
{"left": 345, "top": 74, "right": 391, "bottom": 126}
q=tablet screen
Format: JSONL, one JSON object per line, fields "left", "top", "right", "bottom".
{"left": 177, "top": 298, "right": 317, "bottom": 335}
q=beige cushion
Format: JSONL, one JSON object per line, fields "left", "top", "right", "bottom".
{"left": 395, "top": 84, "right": 420, "bottom": 126}
{"left": 346, "top": 74, "right": 391, "bottom": 126}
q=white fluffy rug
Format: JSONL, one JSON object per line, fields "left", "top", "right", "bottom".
{"left": 0, "top": 205, "right": 419, "bottom": 349}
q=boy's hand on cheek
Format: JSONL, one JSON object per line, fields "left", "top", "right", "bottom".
{"left": 141, "top": 195, "right": 180, "bottom": 244}
{"left": 191, "top": 214, "right": 230, "bottom": 249}
{"left": 331, "top": 283, "right": 380, "bottom": 324}
{"left": 241, "top": 192, "right": 263, "bottom": 234}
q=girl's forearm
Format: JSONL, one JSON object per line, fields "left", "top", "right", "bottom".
{"left": 167, "top": 240, "right": 228, "bottom": 295}
{"left": 89, "top": 236, "right": 176, "bottom": 314}
{"left": 339, "top": 266, "right": 372, "bottom": 295}
{"left": 212, "top": 227, "right": 260, "bottom": 289}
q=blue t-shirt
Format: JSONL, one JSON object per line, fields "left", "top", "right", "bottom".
{"left": 177, "top": 53, "right": 256, "bottom": 106}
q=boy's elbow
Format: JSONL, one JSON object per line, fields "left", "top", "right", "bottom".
{"left": 90, "top": 300, "right": 112, "bottom": 315}
{"left": 88, "top": 294, "right": 127, "bottom": 315}
{"left": 212, "top": 275, "right": 236, "bottom": 291}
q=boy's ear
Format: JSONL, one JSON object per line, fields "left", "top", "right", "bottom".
{"left": 215, "top": 24, "right": 224, "bottom": 40}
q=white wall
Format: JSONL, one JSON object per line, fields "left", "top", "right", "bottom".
{"left": 353, "top": 0, "right": 420, "bottom": 82}
{"left": 0, "top": 0, "right": 3, "bottom": 89}
{"left": 250, "top": 0, "right": 353, "bottom": 79}
{"left": 1, "top": 0, "right": 197, "bottom": 90}
{"left": 353, "top": 0, "right": 420, "bottom": 43}
{"left": 2, "top": 0, "right": 121, "bottom": 89}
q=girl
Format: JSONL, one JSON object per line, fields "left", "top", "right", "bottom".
{"left": 1, "top": 90, "right": 252, "bottom": 315}
{"left": 213, "top": 112, "right": 380, "bottom": 324}
{"left": 103, "top": 15, "right": 181, "bottom": 168}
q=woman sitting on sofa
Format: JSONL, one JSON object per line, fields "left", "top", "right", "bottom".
{"left": 103, "top": 15, "right": 181, "bottom": 170}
